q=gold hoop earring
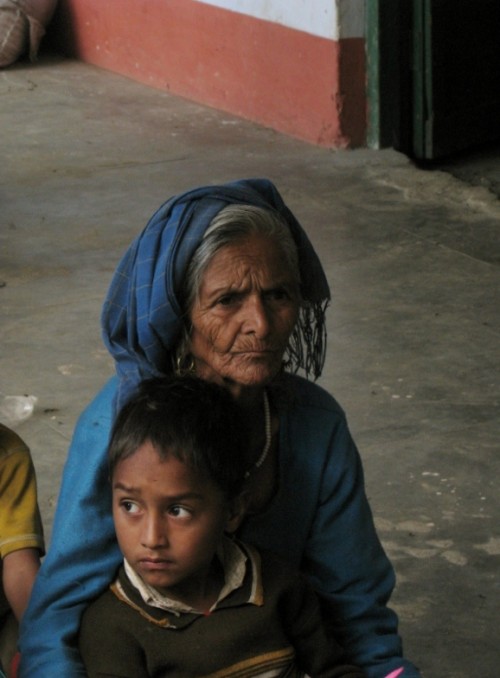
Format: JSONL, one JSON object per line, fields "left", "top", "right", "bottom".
{"left": 175, "top": 353, "right": 196, "bottom": 375}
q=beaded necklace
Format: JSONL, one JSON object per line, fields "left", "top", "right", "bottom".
{"left": 244, "top": 390, "right": 271, "bottom": 478}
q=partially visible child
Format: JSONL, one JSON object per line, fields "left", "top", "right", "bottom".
{"left": 78, "top": 376, "right": 365, "bottom": 677}
{"left": 0, "top": 424, "right": 44, "bottom": 677}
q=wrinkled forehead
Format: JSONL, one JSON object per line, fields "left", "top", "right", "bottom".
{"left": 201, "top": 234, "right": 300, "bottom": 289}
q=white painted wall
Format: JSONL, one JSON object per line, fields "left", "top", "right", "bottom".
{"left": 195, "top": 0, "right": 365, "bottom": 40}
{"left": 336, "top": 0, "right": 365, "bottom": 39}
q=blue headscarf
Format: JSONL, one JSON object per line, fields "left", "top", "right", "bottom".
{"left": 102, "top": 178, "right": 330, "bottom": 413}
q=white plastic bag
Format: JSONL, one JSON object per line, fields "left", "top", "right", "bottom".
{"left": 0, "top": 394, "right": 38, "bottom": 427}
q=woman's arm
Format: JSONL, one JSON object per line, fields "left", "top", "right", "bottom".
{"left": 278, "top": 565, "right": 365, "bottom": 678}
{"left": 241, "top": 377, "right": 420, "bottom": 678}
{"left": 302, "top": 412, "right": 420, "bottom": 678}
{"left": 19, "top": 378, "right": 122, "bottom": 678}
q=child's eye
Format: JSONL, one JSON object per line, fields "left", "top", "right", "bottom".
{"left": 121, "top": 500, "right": 140, "bottom": 514}
{"left": 168, "top": 505, "right": 191, "bottom": 519}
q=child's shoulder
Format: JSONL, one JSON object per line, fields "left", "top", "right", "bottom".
{"left": 239, "top": 541, "right": 308, "bottom": 591}
{"left": 81, "top": 582, "right": 121, "bottom": 631}
{"left": 238, "top": 541, "right": 323, "bottom": 625}
{"left": 0, "top": 423, "right": 30, "bottom": 463}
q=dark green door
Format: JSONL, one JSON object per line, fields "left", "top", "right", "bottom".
{"left": 368, "top": 0, "right": 500, "bottom": 160}
{"left": 413, "top": 0, "right": 500, "bottom": 159}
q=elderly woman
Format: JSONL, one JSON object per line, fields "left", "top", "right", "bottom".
{"left": 20, "top": 179, "right": 420, "bottom": 678}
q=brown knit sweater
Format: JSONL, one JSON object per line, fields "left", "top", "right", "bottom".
{"left": 79, "top": 542, "right": 365, "bottom": 678}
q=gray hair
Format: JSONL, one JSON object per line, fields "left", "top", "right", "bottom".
{"left": 183, "top": 204, "right": 301, "bottom": 312}
{"left": 175, "top": 204, "right": 326, "bottom": 380}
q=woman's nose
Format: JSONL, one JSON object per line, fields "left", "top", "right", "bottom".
{"left": 141, "top": 514, "right": 168, "bottom": 548}
{"left": 242, "top": 295, "right": 271, "bottom": 337}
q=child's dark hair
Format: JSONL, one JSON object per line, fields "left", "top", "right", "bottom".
{"left": 108, "top": 375, "right": 248, "bottom": 500}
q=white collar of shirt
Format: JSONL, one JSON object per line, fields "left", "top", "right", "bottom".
{"left": 124, "top": 536, "right": 247, "bottom": 616}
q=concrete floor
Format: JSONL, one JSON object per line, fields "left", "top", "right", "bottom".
{"left": 1, "top": 54, "right": 499, "bottom": 678}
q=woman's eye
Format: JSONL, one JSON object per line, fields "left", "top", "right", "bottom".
{"left": 266, "top": 288, "right": 290, "bottom": 302}
{"left": 217, "top": 294, "right": 237, "bottom": 307}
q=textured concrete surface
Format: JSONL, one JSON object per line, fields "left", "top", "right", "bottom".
{"left": 1, "top": 54, "right": 499, "bottom": 678}
{"left": 428, "top": 141, "right": 500, "bottom": 200}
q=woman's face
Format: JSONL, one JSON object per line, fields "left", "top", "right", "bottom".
{"left": 188, "top": 234, "right": 299, "bottom": 398}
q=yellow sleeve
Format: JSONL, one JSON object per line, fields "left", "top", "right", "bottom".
{"left": 0, "top": 424, "right": 45, "bottom": 559}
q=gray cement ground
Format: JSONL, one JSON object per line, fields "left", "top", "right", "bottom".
{"left": 1, "top": 54, "right": 499, "bottom": 677}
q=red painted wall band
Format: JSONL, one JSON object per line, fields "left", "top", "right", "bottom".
{"left": 49, "top": 0, "right": 366, "bottom": 147}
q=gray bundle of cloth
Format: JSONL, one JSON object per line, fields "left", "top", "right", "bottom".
{"left": 0, "top": 0, "right": 57, "bottom": 67}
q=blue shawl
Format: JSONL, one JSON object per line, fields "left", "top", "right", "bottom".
{"left": 101, "top": 178, "right": 330, "bottom": 413}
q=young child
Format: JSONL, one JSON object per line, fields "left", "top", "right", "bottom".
{"left": 0, "top": 423, "right": 44, "bottom": 677}
{"left": 78, "top": 376, "right": 365, "bottom": 678}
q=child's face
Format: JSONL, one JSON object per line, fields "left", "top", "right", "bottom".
{"left": 112, "top": 440, "right": 243, "bottom": 605}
